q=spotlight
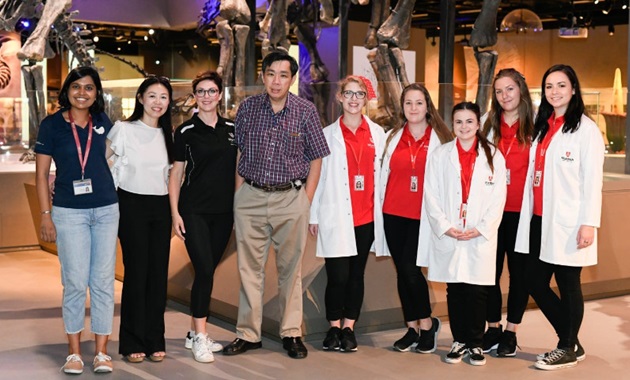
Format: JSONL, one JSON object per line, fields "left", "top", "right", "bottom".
{"left": 127, "top": 40, "right": 131, "bottom": 44}
{"left": 594, "top": 0, "right": 599, "bottom": 4}
{"left": 144, "top": 35, "right": 148, "bottom": 41}
{"left": 609, "top": 24, "right": 615, "bottom": 35}
{"left": 155, "top": 60, "right": 161, "bottom": 65}
{"left": 148, "top": 29, "right": 155, "bottom": 35}
{"left": 20, "top": 19, "right": 30, "bottom": 28}
{"left": 93, "top": 36, "right": 99, "bottom": 42}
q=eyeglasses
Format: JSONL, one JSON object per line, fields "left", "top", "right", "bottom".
{"left": 341, "top": 90, "right": 367, "bottom": 99}
{"left": 195, "top": 88, "right": 220, "bottom": 97}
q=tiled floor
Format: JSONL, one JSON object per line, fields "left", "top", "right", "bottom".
{"left": 0, "top": 249, "right": 628, "bottom": 379}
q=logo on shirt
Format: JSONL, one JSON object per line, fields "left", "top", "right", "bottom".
{"left": 180, "top": 124, "right": 195, "bottom": 134}
{"left": 561, "top": 151, "right": 575, "bottom": 162}
{"left": 485, "top": 175, "right": 495, "bottom": 186}
{"left": 93, "top": 126, "right": 105, "bottom": 135}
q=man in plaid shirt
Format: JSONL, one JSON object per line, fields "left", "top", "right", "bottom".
{"left": 223, "top": 51, "right": 330, "bottom": 359}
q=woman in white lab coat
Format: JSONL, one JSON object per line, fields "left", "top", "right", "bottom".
{"left": 309, "top": 76, "right": 386, "bottom": 352}
{"left": 514, "top": 64, "right": 604, "bottom": 371}
{"left": 423, "top": 101, "right": 506, "bottom": 366}
{"left": 380, "top": 83, "right": 453, "bottom": 353}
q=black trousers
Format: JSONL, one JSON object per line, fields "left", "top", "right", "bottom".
{"left": 383, "top": 214, "right": 432, "bottom": 322}
{"left": 528, "top": 215, "right": 584, "bottom": 350}
{"left": 324, "top": 222, "right": 374, "bottom": 321}
{"left": 447, "top": 282, "right": 490, "bottom": 349}
{"left": 182, "top": 212, "right": 233, "bottom": 318}
{"left": 486, "top": 211, "right": 529, "bottom": 324}
{"left": 117, "top": 189, "right": 172, "bottom": 356}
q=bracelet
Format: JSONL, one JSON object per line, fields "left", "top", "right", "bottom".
{"left": 41, "top": 210, "right": 51, "bottom": 215}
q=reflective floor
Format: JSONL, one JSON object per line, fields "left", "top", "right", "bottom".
{"left": 1, "top": 249, "right": 628, "bottom": 380}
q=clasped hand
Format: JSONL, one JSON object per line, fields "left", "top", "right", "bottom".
{"left": 445, "top": 227, "right": 481, "bottom": 241}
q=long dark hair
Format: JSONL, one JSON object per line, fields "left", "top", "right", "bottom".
{"left": 384, "top": 83, "right": 453, "bottom": 154}
{"left": 453, "top": 101, "right": 496, "bottom": 173}
{"left": 482, "top": 68, "right": 534, "bottom": 146}
{"left": 58, "top": 66, "right": 105, "bottom": 114}
{"left": 126, "top": 75, "right": 174, "bottom": 163}
{"left": 534, "top": 64, "right": 585, "bottom": 142}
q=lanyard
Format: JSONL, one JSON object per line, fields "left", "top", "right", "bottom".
{"left": 347, "top": 136, "right": 364, "bottom": 175}
{"left": 408, "top": 138, "right": 426, "bottom": 172}
{"left": 461, "top": 157, "right": 476, "bottom": 204}
{"left": 68, "top": 110, "right": 93, "bottom": 180}
{"left": 499, "top": 136, "right": 517, "bottom": 159}
{"left": 535, "top": 119, "right": 562, "bottom": 171}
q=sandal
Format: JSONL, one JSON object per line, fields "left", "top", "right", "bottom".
{"left": 125, "top": 353, "right": 145, "bottom": 363}
{"left": 149, "top": 352, "right": 166, "bottom": 362}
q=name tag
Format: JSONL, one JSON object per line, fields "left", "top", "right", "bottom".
{"left": 73, "top": 178, "right": 93, "bottom": 195}
{"left": 533, "top": 170, "right": 542, "bottom": 187}
{"left": 506, "top": 169, "right": 511, "bottom": 185}
{"left": 410, "top": 175, "right": 418, "bottom": 192}
{"left": 354, "top": 175, "right": 365, "bottom": 191}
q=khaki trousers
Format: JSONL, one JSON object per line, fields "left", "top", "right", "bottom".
{"left": 233, "top": 183, "right": 310, "bottom": 341}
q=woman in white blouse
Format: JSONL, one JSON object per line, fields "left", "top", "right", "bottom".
{"left": 107, "top": 75, "right": 174, "bottom": 363}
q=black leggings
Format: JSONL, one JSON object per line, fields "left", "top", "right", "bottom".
{"left": 324, "top": 222, "right": 374, "bottom": 321}
{"left": 182, "top": 212, "right": 234, "bottom": 318}
{"left": 528, "top": 215, "right": 584, "bottom": 350}
{"left": 486, "top": 211, "right": 529, "bottom": 324}
{"left": 117, "top": 189, "right": 171, "bottom": 356}
{"left": 383, "top": 214, "right": 432, "bottom": 322}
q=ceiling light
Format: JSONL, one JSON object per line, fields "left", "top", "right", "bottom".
{"left": 500, "top": 9, "right": 543, "bottom": 33}
{"left": 93, "top": 36, "right": 99, "bottom": 42}
{"left": 148, "top": 29, "right": 155, "bottom": 35}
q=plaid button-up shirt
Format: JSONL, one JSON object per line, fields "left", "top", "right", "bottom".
{"left": 235, "top": 92, "right": 330, "bottom": 185}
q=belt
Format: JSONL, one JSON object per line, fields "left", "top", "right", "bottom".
{"left": 244, "top": 178, "right": 305, "bottom": 192}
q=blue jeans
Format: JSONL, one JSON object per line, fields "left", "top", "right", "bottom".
{"left": 52, "top": 203, "right": 119, "bottom": 335}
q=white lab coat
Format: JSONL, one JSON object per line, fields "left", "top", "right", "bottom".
{"left": 378, "top": 127, "right": 443, "bottom": 260}
{"left": 514, "top": 114, "right": 604, "bottom": 267}
{"left": 422, "top": 140, "right": 507, "bottom": 285}
{"left": 309, "top": 116, "right": 386, "bottom": 258}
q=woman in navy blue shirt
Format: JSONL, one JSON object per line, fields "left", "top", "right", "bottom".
{"left": 35, "top": 67, "right": 119, "bottom": 375}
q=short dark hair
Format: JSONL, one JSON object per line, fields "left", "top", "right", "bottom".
{"left": 58, "top": 66, "right": 105, "bottom": 114}
{"left": 261, "top": 51, "right": 298, "bottom": 77}
{"left": 192, "top": 70, "right": 223, "bottom": 93}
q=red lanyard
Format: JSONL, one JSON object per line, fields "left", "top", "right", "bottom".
{"left": 68, "top": 110, "right": 93, "bottom": 179}
{"left": 461, "top": 157, "right": 476, "bottom": 204}
{"left": 346, "top": 132, "right": 365, "bottom": 175}
{"left": 500, "top": 137, "right": 516, "bottom": 159}
{"left": 408, "top": 138, "right": 426, "bottom": 172}
{"left": 536, "top": 120, "right": 562, "bottom": 171}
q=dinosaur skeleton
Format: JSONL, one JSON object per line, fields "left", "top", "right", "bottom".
{"left": 0, "top": 0, "right": 96, "bottom": 160}
{"left": 356, "top": 0, "right": 414, "bottom": 127}
{"left": 469, "top": 0, "right": 500, "bottom": 115}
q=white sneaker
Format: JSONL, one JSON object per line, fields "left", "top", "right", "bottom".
{"left": 185, "top": 330, "right": 195, "bottom": 349}
{"left": 61, "top": 354, "right": 83, "bottom": 374}
{"left": 192, "top": 333, "right": 215, "bottom": 363}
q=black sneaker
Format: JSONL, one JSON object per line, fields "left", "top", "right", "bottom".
{"left": 322, "top": 327, "right": 341, "bottom": 351}
{"left": 468, "top": 347, "right": 486, "bottom": 366}
{"left": 393, "top": 328, "right": 419, "bottom": 352}
{"left": 482, "top": 325, "right": 502, "bottom": 353}
{"left": 535, "top": 348, "right": 577, "bottom": 370}
{"left": 415, "top": 317, "right": 441, "bottom": 354}
{"left": 537, "top": 342, "right": 586, "bottom": 362}
{"left": 445, "top": 341, "right": 467, "bottom": 364}
{"left": 340, "top": 327, "right": 358, "bottom": 352}
{"left": 496, "top": 330, "right": 518, "bottom": 357}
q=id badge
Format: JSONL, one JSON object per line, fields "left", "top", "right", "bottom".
{"left": 410, "top": 175, "right": 418, "bottom": 192}
{"left": 459, "top": 203, "right": 467, "bottom": 219}
{"left": 73, "top": 178, "right": 93, "bottom": 195}
{"left": 354, "top": 175, "right": 365, "bottom": 191}
{"left": 506, "top": 169, "right": 511, "bottom": 185}
{"left": 533, "top": 170, "right": 542, "bottom": 187}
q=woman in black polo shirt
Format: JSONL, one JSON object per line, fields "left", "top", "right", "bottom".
{"left": 168, "top": 71, "right": 237, "bottom": 363}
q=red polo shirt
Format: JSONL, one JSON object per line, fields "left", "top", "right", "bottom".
{"left": 383, "top": 124, "right": 432, "bottom": 220}
{"left": 533, "top": 114, "right": 564, "bottom": 216}
{"left": 341, "top": 116, "right": 375, "bottom": 226}
{"left": 499, "top": 116, "right": 530, "bottom": 212}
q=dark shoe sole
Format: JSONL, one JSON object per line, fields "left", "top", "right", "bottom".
{"left": 222, "top": 342, "right": 262, "bottom": 356}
